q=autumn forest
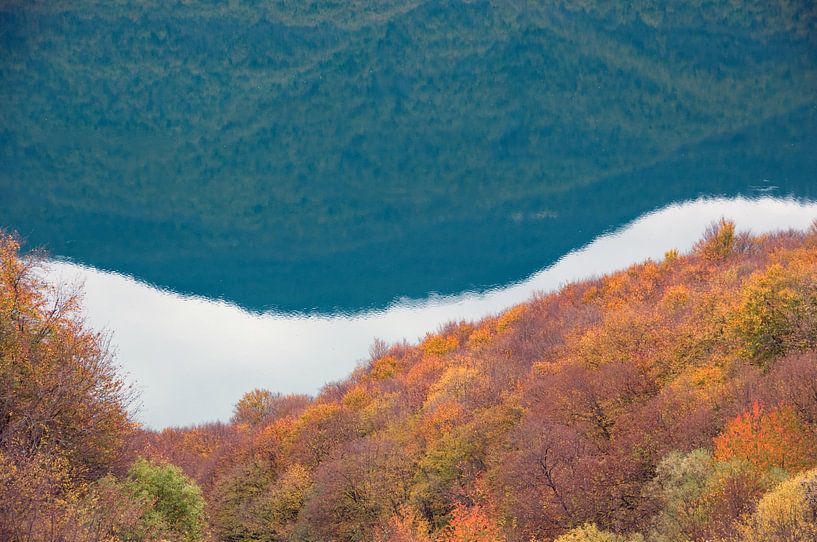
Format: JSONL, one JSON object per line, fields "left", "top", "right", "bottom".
{"left": 2, "top": 219, "right": 817, "bottom": 541}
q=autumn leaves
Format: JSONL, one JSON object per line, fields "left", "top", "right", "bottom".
{"left": 3, "top": 219, "right": 817, "bottom": 541}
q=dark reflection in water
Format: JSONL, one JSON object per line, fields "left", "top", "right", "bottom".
{"left": 1, "top": 2, "right": 816, "bottom": 313}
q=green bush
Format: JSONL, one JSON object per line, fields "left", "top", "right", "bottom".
{"left": 126, "top": 459, "right": 205, "bottom": 542}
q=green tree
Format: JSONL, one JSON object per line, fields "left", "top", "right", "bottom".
{"left": 126, "top": 458, "right": 205, "bottom": 542}
{"left": 729, "top": 263, "right": 817, "bottom": 365}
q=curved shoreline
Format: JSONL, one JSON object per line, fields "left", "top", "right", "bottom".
{"left": 44, "top": 196, "right": 817, "bottom": 428}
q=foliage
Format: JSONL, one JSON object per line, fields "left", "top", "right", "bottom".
{"left": 210, "top": 461, "right": 310, "bottom": 542}
{"left": 233, "top": 389, "right": 279, "bottom": 427}
{"left": 645, "top": 449, "right": 782, "bottom": 542}
{"left": 125, "top": 458, "right": 206, "bottom": 542}
{"left": 373, "top": 505, "right": 432, "bottom": 542}
{"left": 0, "top": 232, "right": 145, "bottom": 542}
{"left": 437, "top": 503, "right": 504, "bottom": 542}
{"left": 0, "top": 450, "right": 150, "bottom": 542}
{"left": 0, "top": 233, "right": 134, "bottom": 474}
{"left": 729, "top": 262, "right": 817, "bottom": 364}
{"left": 7, "top": 224, "right": 817, "bottom": 540}
{"left": 733, "top": 468, "right": 817, "bottom": 541}
{"left": 554, "top": 523, "right": 643, "bottom": 542}
{"left": 369, "top": 355, "right": 399, "bottom": 381}
{"left": 421, "top": 334, "right": 460, "bottom": 356}
{"left": 696, "top": 219, "right": 737, "bottom": 261}
{"left": 298, "top": 436, "right": 415, "bottom": 541}
{"left": 714, "top": 402, "right": 817, "bottom": 473}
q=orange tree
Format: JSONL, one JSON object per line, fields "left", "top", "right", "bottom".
{"left": 714, "top": 401, "right": 817, "bottom": 473}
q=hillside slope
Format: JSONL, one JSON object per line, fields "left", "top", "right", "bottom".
{"left": 135, "top": 220, "right": 817, "bottom": 541}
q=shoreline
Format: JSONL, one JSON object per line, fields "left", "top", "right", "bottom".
{"left": 44, "top": 195, "right": 817, "bottom": 428}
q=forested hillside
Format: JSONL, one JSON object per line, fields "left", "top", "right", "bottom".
{"left": 3, "top": 220, "right": 817, "bottom": 541}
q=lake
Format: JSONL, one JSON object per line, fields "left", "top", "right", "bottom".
{"left": 42, "top": 198, "right": 817, "bottom": 427}
{"left": 1, "top": 1, "right": 816, "bottom": 426}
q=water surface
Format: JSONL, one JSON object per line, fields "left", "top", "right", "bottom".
{"left": 3, "top": 1, "right": 817, "bottom": 313}
{"left": 46, "top": 198, "right": 817, "bottom": 427}
{"left": 3, "top": 2, "right": 817, "bottom": 425}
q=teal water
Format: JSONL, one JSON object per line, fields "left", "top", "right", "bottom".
{"left": 2, "top": 1, "right": 817, "bottom": 313}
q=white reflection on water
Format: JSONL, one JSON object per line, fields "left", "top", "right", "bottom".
{"left": 44, "top": 197, "right": 817, "bottom": 428}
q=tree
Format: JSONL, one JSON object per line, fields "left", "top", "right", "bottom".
{"left": 299, "top": 437, "right": 415, "bottom": 542}
{"left": 125, "top": 458, "right": 206, "bottom": 542}
{"left": 735, "top": 468, "right": 817, "bottom": 541}
{"left": 374, "top": 505, "right": 432, "bottom": 542}
{"left": 498, "top": 418, "right": 592, "bottom": 540}
{"left": 0, "top": 232, "right": 135, "bottom": 474}
{"left": 714, "top": 402, "right": 817, "bottom": 473}
{"left": 764, "top": 352, "right": 817, "bottom": 425}
{"left": 0, "top": 451, "right": 148, "bottom": 542}
{"left": 210, "top": 460, "right": 275, "bottom": 542}
{"left": 729, "top": 263, "right": 817, "bottom": 365}
{"left": 695, "top": 219, "right": 737, "bottom": 261}
{"left": 0, "top": 232, "right": 140, "bottom": 541}
{"left": 554, "top": 523, "right": 643, "bottom": 542}
{"left": 210, "top": 461, "right": 311, "bottom": 542}
{"left": 437, "top": 503, "right": 504, "bottom": 542}
{"left": 644, "top": 449, "right": 776, "bottom": 542}
{"left": 232, "top": 389, "right": 279, "bottom": 427}
{"left": 285, "top": 402, "right": 359, "bottom": 467}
